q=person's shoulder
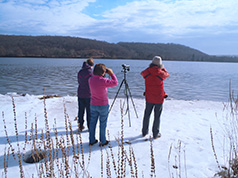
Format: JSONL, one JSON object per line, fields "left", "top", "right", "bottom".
{"left": 141, "top": 67, "right": 150, "bottom": 73}
{"left": 150, "top": 66, "right": 161, "bottom": 72}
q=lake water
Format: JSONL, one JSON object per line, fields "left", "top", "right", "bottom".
{"left": 0, "top": 57, "right": 238, "bottom": 102}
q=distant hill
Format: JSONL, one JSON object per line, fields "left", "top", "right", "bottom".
{"left": 0, "top": 35, "right": 238, "bottom": 62}
{"left": 117, "top": 42, "right": 209, "bottom": 61}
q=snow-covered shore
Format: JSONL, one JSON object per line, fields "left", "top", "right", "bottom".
{"left": 0, "top": 94, "right": 230, "bottom": 177}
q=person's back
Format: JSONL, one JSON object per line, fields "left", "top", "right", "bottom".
{"left": 89, "top": 71, "right": 118, "bottom": 106}
{"left": 77, "top": 58, "right": 94, "bottom": 131}
{"left": 78, "top": 62, "right": 93, "bottom": 98}
{"left": 88, "top": 63, "right": 118, "bottom": 146}
{"left": 141, "top": 56, "right": 169, "bottom": 139}
{"left": 141, "top": 63, "right": 169, "bottom": 104}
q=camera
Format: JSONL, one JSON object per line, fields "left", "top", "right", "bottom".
{"left": 122, "top": 64, "right": 130, "bottom": 71}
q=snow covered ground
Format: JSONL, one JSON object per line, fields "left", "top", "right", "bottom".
{"left": 0, "top": 94, "right": 232, "bottom": 177}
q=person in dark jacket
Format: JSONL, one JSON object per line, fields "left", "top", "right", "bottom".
{"left": 77, "top": 58, "right": 94, "bottom": 131}
{"left": 140, "top": 56, "right": 169, "bottom": 139}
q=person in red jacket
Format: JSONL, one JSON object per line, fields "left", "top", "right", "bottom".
{"left": 141, "top": 56, "right": 169, "bottom": 139}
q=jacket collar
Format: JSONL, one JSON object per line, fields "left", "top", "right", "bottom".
{"left": 82, "top": 61, "right": 91, "bottom": 69}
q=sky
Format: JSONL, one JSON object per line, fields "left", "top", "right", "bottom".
{"left": 0, "top": 0, "right": 238, "bottom": 56}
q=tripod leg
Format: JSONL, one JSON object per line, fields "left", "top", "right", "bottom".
{"left": 124, "top": 83, "right": 131, "bottom": 127}
{"left": 125, "top": 81, "right": 139, "bottom": 118}
{"left": 109, "top": 79, "right": 125, "bottom": 113}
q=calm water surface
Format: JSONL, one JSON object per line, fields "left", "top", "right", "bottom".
{"left": 0, "top": 57, "right": 238, "bottom": 102}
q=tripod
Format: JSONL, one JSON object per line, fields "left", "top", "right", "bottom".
{"left": 109, "top": 65, "right": 138, "bottom": 127}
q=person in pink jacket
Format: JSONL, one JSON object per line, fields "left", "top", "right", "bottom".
{"left": 88, "top": 63, "right": 118, "bottom": 146}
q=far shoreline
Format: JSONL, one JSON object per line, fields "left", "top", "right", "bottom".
{"left": 1, "top": 56, "right": 238, "bottom": 63}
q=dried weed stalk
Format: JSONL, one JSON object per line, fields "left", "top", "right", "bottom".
{"left": 11, "top": 96, "right": 24, "bottom": 177}
{"left": 168, "top": 140, "right": 187, "bottom": 178}
{"left": 150, "top": 136, "right": 156, "bottom": 177}
{"left": 213, "top": 83, "right": 238, "bottom": 178}
{"left": 2, "top": 95, "right": 164, "bottom": 178}
{"left": 108, "top": 131, "right": 118, "bottom": 176}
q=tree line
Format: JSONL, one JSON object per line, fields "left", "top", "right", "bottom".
{"left": 0, "top": 35, "right": 238, "bottom": 62}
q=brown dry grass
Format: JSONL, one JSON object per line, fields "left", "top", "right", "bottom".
{"left": 2, "top": 95, "right": 159, "bottom": 178}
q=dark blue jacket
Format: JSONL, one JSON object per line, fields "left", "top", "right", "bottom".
{"left": 77, "top": 62, "right": 93, "bottom": 98}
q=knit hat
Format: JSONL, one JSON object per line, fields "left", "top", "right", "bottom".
{"left": 152, "top": 56, "right": 162, "bottom": 66}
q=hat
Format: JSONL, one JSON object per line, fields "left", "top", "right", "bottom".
{"left": 152, "top": 56, "right": 162, "bottom": 66}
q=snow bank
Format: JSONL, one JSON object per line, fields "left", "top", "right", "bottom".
{"left": 0, "top": 94, "right": 230, "bottom": 177}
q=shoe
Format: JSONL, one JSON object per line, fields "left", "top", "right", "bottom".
{"left": 99, "top": 140, "right": 109, "bottom": 147}
{"left": 153, "top": 133, "right": 161, "bottom": 139}
{"left": 89, "top": 139, "right": 98, "bottom": 146}
{"left": 78, "top": 124, "right": 85, "bottom": 131}
{"left": 80, "top": 125, "right": 85, "bottom": 131}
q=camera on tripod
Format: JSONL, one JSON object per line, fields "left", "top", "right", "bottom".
{"left": 122, "top": 64, "right": 130, "bottom": 72}
{"left": 109, "top": 63, "right": 138, "bottom": 127}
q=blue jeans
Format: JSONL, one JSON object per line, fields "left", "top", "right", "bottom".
{"left": 89, "top": 104, "right": 109, "bottom": 145}
{"left": 142, "top": 102, "right": 163, "bottom": 138}
{"left": 78, "top": 97, "right": 91, "bottom": 129}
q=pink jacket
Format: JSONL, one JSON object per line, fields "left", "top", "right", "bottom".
{"left": 89, "top": 73, "right": 118, "bottom": 106}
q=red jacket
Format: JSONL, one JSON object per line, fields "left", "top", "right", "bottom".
{"left": 141, "top": 66, "right": 169, "bottom": 104}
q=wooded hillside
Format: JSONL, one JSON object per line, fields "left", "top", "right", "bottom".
{"left": 0, "top": 35, "right": 237, "bottom": 62}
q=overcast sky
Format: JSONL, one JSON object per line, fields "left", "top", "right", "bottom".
{"left": 0, "top": 0, "right": 237, "bottom": 55}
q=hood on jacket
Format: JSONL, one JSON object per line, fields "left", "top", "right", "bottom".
{"left": 77, "top": 62, "right": 93, "bottom": 98}
{"left": 82, "top": 61, "right": 92, "bottom": 70}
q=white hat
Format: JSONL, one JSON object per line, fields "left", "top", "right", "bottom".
{"left": 152, "top": 56, "right": 162, "bottom": 66}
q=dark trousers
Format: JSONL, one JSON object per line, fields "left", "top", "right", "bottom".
{"left": 78, "top": 97, "right": 91, "bottom": 129}
{"left": 142, "top": 102, "right": 163, "bottom": 138}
